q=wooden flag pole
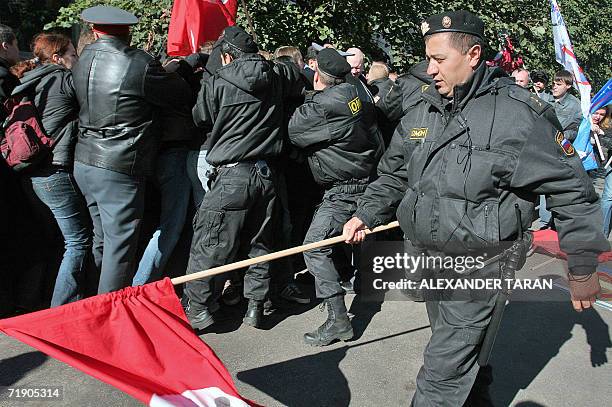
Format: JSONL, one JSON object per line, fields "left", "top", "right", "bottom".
{"left": 240, "top": 0, "right": 258, "bottom": 43}
{"left": 171, "top": 221, "right": 400, "bottom": 285}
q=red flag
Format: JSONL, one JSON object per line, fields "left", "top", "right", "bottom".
{"left": 0, "top": 278, "right": 258, "bottom": 406}
{"left": 532, "top": 229, "right": 612, "bottom": 262}
{"left": 167, "top": 0, "right": 238, "bottom": 56}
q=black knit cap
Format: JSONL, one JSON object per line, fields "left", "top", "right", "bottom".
{"left": 316, "top": 48, "right": 351, "bottom": 79}
{"left": 220, "top": 26, "right": 258, "bottom": 53}
{"left": 421, "top": 10, "right": 484, "bottom": 39}
{"left": 531, "top": 70, "right": 549, "bottom": 85}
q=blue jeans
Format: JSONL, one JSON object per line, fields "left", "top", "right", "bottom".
{"left": 539, "top": 195, "right": 552, "bottom": 225}
{"left": 133, "top": 148, "right": 191, "bottom": 286}
{"left": 28, "top": 169, "right": 92, "bottom": 307}
{"left": 186, "top": 148, "right": 212, "bottom": 207}
{"left": 602, "top": 169, "right": 612, "bottom": 237}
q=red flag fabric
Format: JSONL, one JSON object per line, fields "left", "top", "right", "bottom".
{"left": 167, "top": 0, "right": 238, "bottom": 56}
{"left": 532, "top": 229, "right": 612, "bottom": 262}
{"left": 0, "top": 278, "right": 257, "bottom": 406}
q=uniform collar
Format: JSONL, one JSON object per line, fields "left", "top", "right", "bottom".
{"left": 421, "top": 63, "right": 506, "bottom": 114}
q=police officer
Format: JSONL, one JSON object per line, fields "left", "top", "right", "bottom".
{"left": 184, "top": 26, "right": 305, "bottom": 330}
{"left": 288, "top": 48, "right": 383, "bottom": 346}
{"left": 343, "top": 11, "right": 608, "bottom": 405}
{"left": 376, "top": 60, "right": 433, "bottom": 147}
{"left": 377, "top": 60, "right": 433, "bottom": 125}
{"left": 72, "top": 6, "right": 191, "bottom": 293}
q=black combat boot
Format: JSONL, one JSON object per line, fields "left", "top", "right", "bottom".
{"left": 184, "top": 301, "right": 220, "bottom": 331}
{"left": 304, "top": 295, "right": 353, "bottom": 346}
{"left": 243, "top": 299, "right": 264, "bottom": 328}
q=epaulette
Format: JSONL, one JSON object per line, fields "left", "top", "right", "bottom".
{"left": 507, "top": 85, "right": 549, "bottom": 116}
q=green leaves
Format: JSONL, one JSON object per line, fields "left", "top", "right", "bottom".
{"left": 40, "top": 0, "right": 610, "bottom": 88}
{"left": 45, "top": 0, "right": 172, "bottom": 52}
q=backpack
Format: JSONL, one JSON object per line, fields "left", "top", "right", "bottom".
{"left": 0, "top": 96, "right": 54, "bottom": 172}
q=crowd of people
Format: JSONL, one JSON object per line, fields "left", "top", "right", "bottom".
{"left": 0, "top": 6, "right": 610, "bottom": 404}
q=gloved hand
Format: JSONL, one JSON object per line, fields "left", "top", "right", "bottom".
{"left": 567, "top": 272, "right": 601, "bottom": 312}
{"left": 184, "top": 52, "right": 209, "bottom": 69}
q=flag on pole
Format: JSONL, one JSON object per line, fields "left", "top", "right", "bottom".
{"left": 0, "top": 278, "right": 257, "bottom": 407}
{"left": 167, "top": 0, "right": 238, "bottom": 56}
{"left": 591, "top": 78, "right": 612, "bottom": 113}
{"left": 550, "top": 0, "right": 598, "bottom": 170}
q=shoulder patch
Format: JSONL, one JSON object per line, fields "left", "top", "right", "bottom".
{"left": 421, "top": 84, "right": 429, "bottom": 93}
{"left": 348, "top": 96, "right": 362, "bottom": 115}
{"left": 556, "top": 131, "right": 575, "bottom": 156}
{"left": 507, "top": 86, "right": 548, "bottom": 116}
{"left": 410, "top": 127, "right": 428, "bottom": 140}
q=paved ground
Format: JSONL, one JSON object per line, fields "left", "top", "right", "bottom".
{"left": 1, "top": 251, "right": 611, "bottom": 407}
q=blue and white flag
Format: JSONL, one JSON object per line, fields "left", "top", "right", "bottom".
{"left": 550, "top": 0, "right": 597, "bottom": 170}
{"left": 591, "top": 78, "right": 612, "bottom": 113}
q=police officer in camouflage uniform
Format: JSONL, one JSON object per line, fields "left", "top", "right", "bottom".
{"left": 289, "top": 49, "right": 383, "bottom": 346}
{"left": 344, "top": 11, "right": 608, "bottom": 405}
{"left": 184, "top": 26, "right": 305, "bottom": 330}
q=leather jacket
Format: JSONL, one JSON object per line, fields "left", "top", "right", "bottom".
{"left": 72, "top": 36, "right": 191, "bottom": 176}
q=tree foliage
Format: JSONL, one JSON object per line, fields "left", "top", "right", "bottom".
{"left": 46, "top": 0, "right": 173, "bottom": 53}
{"left": 44, "top": 0, "right": 611, "bottom": 88}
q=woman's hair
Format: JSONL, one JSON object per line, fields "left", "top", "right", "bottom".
{"left": 600, "top": 106, "right": 611, "bottom": 130}
{"left": 274, "top": 46, "right": 303, "bottom": 68}
{"left": 11, "top": 33, "right": 72, "bottom": 78}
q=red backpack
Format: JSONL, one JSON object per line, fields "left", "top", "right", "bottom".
{"left": 0, "top": 96, "right": 54, "bottom": 171}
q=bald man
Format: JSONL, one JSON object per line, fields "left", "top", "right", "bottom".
{"left": 346, "top": 47, "right": 365, "bottom": 78}
{"left": 344, "top": 46, "right": 373, "bottom": 104}
{"left": 511, "top": 68, "right": 529, "bottom": 88}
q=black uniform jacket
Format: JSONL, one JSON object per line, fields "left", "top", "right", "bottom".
{"left": 354, "top": 63, "right": 609, "bottom": 274}
{"left": 192, "top": 54, "right": 305, "bottom": 167}
{"left": 288, "top": 83, "right": 383, "bottom": 186}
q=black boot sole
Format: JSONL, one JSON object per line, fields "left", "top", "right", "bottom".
{"left": 303, "top": 328, "right": 354, "bottom": 346}
{"left": 189, "top": 314, "right": 215, "bottom": 331}
{"left": 243, "top": 316, "right": 263, "bottom": 329}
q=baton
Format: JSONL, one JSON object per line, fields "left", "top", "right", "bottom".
{"left": 478, "top": 204, "right": 523, "bottom": 366}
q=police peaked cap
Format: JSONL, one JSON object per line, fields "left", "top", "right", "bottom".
{"left": 220, "top": 26, "right": 259, "bottom": 53}
{"left": 421, "top": 10, "right": 485, "bottom": 39}
{"left": 81, "top": 6, "right": 138, "bottom": 25}
{"left": 317, "top": 48, "right": 351, "bottom": 79}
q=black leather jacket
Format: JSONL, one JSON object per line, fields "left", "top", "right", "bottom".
{"left": 72, "top": 36, "right": 191, "bottom": 176}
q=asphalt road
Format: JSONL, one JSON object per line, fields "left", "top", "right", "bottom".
{"left": 1, "top": 252, "right": 610, "bottom": 407}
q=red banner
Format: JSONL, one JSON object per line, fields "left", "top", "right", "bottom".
{"left": 167, "top": 0, "right": 238, "bottom": 56}
{"left": 0, "top": 278, "right": 257, "bottom": 406}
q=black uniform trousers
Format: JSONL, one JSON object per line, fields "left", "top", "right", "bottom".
{"left": 411, "top": 261, "right": 498, "bottom": 407}
{"left": 184, "top": 161, "right": 278, "bottom": 310}
{"left": 303, "top": 181, "right": 367, "bottom": 299}
{"left": 73, "top": 162, "right": 145, "bottom": 294}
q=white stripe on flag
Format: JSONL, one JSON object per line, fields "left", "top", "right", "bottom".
{"left": 150, "top": 387, "right": 251, "bottom": 407}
